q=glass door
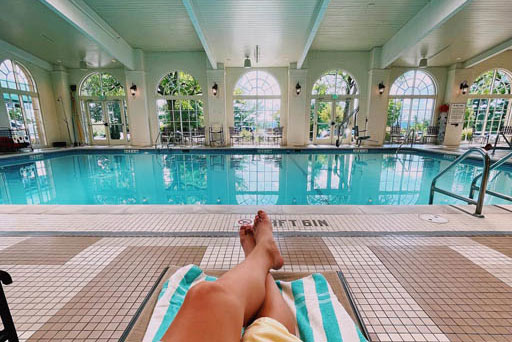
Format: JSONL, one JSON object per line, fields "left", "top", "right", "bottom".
{"left": 86, "top": 100, "right": 127, "bottom": 145}
{"left": 313, "top": 98, "right": 352, "bottom": 144}
{"left": 105, "top": 101, "right": 127, "bottom": 144}
{"left": 87, "top": 101, "right": 107, "bottom": 144}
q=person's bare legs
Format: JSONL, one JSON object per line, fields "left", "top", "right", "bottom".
{"left": 162, "top": 210, "right": 283, "bottom": 342}
{"left": 240, "top": 211, "right": 296, "bottom": 335}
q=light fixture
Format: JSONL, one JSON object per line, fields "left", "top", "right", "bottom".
{"left": 130, "top": 83, "right": 137, "bottom": 96}
{"left": 419, "top": 58, "right": 428, "bottom": 68}
{"left": 460, "top": 81, "right": 469, "bottom": 95}
{"left": 79, "top": 60, "right": 87, "bottom": 70}
{"left": 378, "top": 82, "right": 386, "bottom": 95}
{"left": 212, "top": 82, "right": 218, "bottom": 96}
{"left": 295, "top": 82, "right": 302, "bottom": 95}
{"left": 244, "top": 56, "right": 251, "bottom": 68}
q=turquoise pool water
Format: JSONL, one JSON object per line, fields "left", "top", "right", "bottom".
{"left": 0, "top": 151, "right": 511, "bottom": 205}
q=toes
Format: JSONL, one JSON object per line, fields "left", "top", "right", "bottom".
{"left": 240, "top": 225, "right": 250, "bottom": 236}
{"left": 257, "top": 210, "right": 270, "bottom": 221}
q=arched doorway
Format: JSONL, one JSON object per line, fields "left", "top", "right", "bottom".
{"left": 79, "top": 72, "right": 128, "bottom": 145}
{"left": 233, "top": 70, "right": 281, "bottom": 144}
{"left": 386, "top": 70, "right": 437, "bottom": 142}
{"left": 463, "top": 69, "right": 512, "bottom": 142}
{"left": 0, "top": 59, "right": 46, "bottom": 146}
{"left": 156, "top": 71, "right": 204, "bottom": 145}
{"left": 310, "top": 70, "right": 359, "bottom": 144}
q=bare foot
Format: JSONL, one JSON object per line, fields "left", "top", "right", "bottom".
{"left": 239, "top": 225, "right": 256, "bottom": 258}
{"left": 253, "top": 210, "right": 283, "bottom": 270}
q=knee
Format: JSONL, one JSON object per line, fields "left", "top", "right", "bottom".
{"left": 185, "top": 282, "right": 238, "bottom": 309}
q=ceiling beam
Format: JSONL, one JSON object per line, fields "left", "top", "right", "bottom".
{"left": 0, "top": 39, "right": 53, "bottom": 71}
{"left": 464, "top": 38, "right": 512, "bottom": 69}
{"left": 182, "top": 0, "right": 217, "bottom": 69}
{"left": 39, "top": 0, "right": 136, "bottom": 70}
{"left": 297, "top": 0, "right": 330, "bottom": 69}
{"left": 380, "top": 0, "right": 473, "bottom": 69}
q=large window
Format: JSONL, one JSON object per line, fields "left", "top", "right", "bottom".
{"left": 462, "top": 69, "right": 512, "bottom": 141}
{"left": 233, "top": 70, "right": 281, "bottom": 142}
{"left": 310, "top": 70, "right": 359, "bottom": 143}
{"left": 79, "top": 72, "right": 128, "bottom": 145}
{"left": 0, "top": 59, "right": 46, "bottom": 146}
{"left": 156, "top": 71, "right": 203, "bottom": 144}
{"left": 387, "top": 70, "right": 436, "bottom": 140}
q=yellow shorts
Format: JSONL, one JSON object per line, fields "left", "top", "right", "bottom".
{"left": 242, "top": 317, "right": 302, "bottom": 342}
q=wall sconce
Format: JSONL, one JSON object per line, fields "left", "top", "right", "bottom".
{"left": 212, "top": 82, "right": 218, "bottom": 96}
{"left": 295, "top": 82, "right": 302, "bottom": 96}
{"left": 243, "top": 56, "right": 251, "bottom": 68}
{"left": 460, "top": 81, "right": 469, "bottom": 95}
{"left": 378, "top": 82, "right": 386, "bottom": 95}
{"left": 130, "top": 83, "right": 137, "bottom": 96}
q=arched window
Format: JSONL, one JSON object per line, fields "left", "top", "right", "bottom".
{"left": 387, "top": 70, "right": 436, "bottom": 141}
{"left": 79, "top": 72, "right": 128, "bottom": 145}
{"left": 310, "top": 70, "right": 359, "bottom": 144}
{"left": 0, "top": 59, "right": 45, "bottom": 146}
{"left": 233, "top": 71, "right": 281, "bottom": 144}
{"left": 463, "top": 69, "right": 512, "bottom": 141}
{"left": 156, "top": 71, "right": 203, "bottom": 144}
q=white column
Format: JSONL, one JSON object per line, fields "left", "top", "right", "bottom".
{"left": 125, "top": 70, "right": 151, "bottom": 146}
{"left": 51, "top": 66, "right": 74, "bottom": 144}
{"left": 288, "top": 68, "right": 308, "bottom": 146}
{"left": 366, "top": 68, "right": 391, "bottom": 146}
{"left": 442, "top": 65, "right": 467, "bottom": 147}
{"left": 207, "top": 68, "right": 227, "bottom": 145}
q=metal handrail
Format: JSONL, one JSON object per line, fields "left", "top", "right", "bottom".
{"left": 396, "top": 129, "right": 415, "bottom": 154}
{"left": 469, "top": 150, "right": 512, "bottom": 203}
{"left": 429, "top": 147, "right": 491, "bottom": 217}
{"left": 492, "top": 131, "right": 512, "bottom": 154}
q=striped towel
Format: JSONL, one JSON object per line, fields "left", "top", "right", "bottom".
{"left": 143, "top": 265, "right": 367, "bottom": 342}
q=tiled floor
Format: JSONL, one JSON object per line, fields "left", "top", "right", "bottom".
{"left": 1, "top": 206, "right": 512, "bottom": 342}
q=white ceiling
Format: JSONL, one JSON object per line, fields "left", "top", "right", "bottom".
{"left": 192, "top": 0, "right": 321, "bottom": 67}
{"left": 0, "top": 0, "right": 117, "bottom": 69}
{"left": 83, "top": 0, "right": 203, "bottom": 52}
{"left": 312, "top": 0, "right": 429, "bottom": 51}
{"left": 0, "top": 0, "right": 512, "bottom": 70}
{"left": 393, "top": 0, "right": 512, "bottom": 67}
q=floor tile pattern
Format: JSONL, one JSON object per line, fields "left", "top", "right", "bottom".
{"left": 0, "top": 237, "right": 100, "bottom": 265}
{"left": 371, "top": 245, "right": 512, "bottom": 342}
{"left": 1, "top": 210, "right": 512, "bottom": 342}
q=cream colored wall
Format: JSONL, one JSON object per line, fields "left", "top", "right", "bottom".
{"left": 0, "top": 50, "right": 64, "bottom": 146}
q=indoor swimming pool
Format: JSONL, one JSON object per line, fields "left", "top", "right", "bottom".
{"left": 0, "top": 150, "right": 511, "bottom": 205}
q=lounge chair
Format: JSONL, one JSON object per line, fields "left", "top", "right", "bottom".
{"left": 389, "top": 125, "right": 403, "bottom": 143}
{"left": 229, "top": 126, "right": 244, "bottom": 145}
{"left": 423, "top": 126, "right": 439, "bottom": 144}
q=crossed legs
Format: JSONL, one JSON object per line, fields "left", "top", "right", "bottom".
{"left": 161, "top": 210, "right": 295, "bottom": 342}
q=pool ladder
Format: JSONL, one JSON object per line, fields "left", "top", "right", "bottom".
{"left": 395, "top": 129, "right": 415, "bottom": 154}
{"left": 469, "top": 150, "right": 512, "bottom": 204}
{"left": 429, "top": 147, "right": 491, "bottom": 217}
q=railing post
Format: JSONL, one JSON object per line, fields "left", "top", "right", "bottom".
{"left": 474, "top": 154, "right": 491, "bottom": 216}
{"left": 429, "top": 181, "right": 436, "bottom": 204}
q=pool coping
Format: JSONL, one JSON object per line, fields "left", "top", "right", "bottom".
{"left": 0, "top": 204, "right": 510, "bottom": 215}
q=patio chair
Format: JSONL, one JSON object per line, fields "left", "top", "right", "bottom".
{"left": 502, "top": 126, "right": 512, "bottom": 140}
{"left": 270, "top": 126, "right": 283, "bottom": 145}
{"left": 191, "top": 127, "right": 206, "bottom": 145}
{"left": 229, "top": 126, "right": 243, "bottom": 145}
{"left": 209, "top": 125, "right": 224, "bottom": 146}
{"left": 423, "top": 126, "right": 439, "bottom": 144}
{"left": 389, "top": 125, "right": 403, "bottom": 143}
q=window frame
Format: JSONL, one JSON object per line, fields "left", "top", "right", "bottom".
{"left": 0, "top": 59, "right": 46, "bottom": 146}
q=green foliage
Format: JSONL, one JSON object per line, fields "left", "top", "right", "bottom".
{"left": 158, "top": 71, "right": 202, "bottom": 96}
{"left": 81, "top": 73, "right": 125, "bottom": 97}
{"left": 387, "top": 100, "right": 402, "bottom": 127}
{"left": 312, "top": 70, "right": 358, "bottom": 96}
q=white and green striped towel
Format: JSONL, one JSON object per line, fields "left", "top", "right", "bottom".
{"left": 143, "top": 265, "right": 367, "bottom": 342}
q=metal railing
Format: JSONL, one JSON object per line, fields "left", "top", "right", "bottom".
{"left": 469, "top": 150, "right": 512, "bottom": 203}
{"left": 396, "top": 129, "right": 415, "bottom": 154}
{"left": 429, "top": 147, "right": 491, "bottom": 217}
{"left": 492, "top": 131, "right": 512, "bottom": 154}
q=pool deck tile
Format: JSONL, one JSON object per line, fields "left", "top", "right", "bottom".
{"left": 1, "top": 208, "right": 512, "bottom": 342}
